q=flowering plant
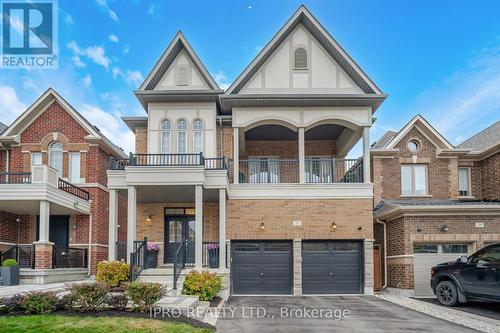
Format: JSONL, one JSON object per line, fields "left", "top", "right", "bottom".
{"left": 146, "top": 242, "right": 160, "bottom": 252}
{"left": 207, "top": 243, "right": 219, "bottom": 250}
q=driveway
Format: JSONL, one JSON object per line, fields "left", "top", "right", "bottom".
{"left": 216, "top": 296, "right": 477, "bottom": 332}
{"left": 419, "top": 298, "right": 500, "bottom": 321}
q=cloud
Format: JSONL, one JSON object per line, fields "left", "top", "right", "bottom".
{"left": 123, "top": 44, "right": 130, "bottom": 55}
{"left": 248, "top": 5, "right": 252, "bottom": 9}
{"left": 71, "top": 56, "right": 86, "bottom": 68}
{"left": 108, "top": 34, "right": 119, "bottom": 43}
{"left": 112, "top": 66, "right": 123, "bottom": 79}
{"left": 213, "top": 70, "right": 230, "bottom": 90}
{"left": 67, "top": 41, "right": 111, "bottom": 69}
{"left": 82, "top": 74, "right": 92, "bottom": 88}
{"left": 407, "top": 44, "right": 500, "bottom": 144}
{"left": 0, "top": 85, "right": 26, "bottom": 125}
{"left": 125, "top": 70, "right": 144, "bottom": 86}
{"left": 64, "top": 14, "right": 74, "bottom": 25}
{"left": 95, "top": 0, "right": 118, "bottom": 22}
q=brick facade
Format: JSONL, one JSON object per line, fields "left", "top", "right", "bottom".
{"left": 135, "top": 127, "right": 148, "bottom": 154}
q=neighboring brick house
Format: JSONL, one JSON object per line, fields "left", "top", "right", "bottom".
{"left": 372, "top": 115, "right": 500, "bottom": 296}
{"left": 107, "top": 5, "right": 385, "bottom": 295}
{"left": 0, "top": 88, "right": 128, "bottom": 283}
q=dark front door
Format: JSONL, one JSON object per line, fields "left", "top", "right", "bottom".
{"left": 164, "top": 215, "right": 195, "bottom": 264}
{"left": 231, "top": 241, "right": 292, "bottom": 295}
{"left": 36, "top": 215, "right": 69, "bottom": 246}
{"left": 302, "top": 241, "right": 363, "bottom": 294}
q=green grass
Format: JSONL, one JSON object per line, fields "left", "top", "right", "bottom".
{"left": 0, "top": 315, "right": 214, "bottom": 333}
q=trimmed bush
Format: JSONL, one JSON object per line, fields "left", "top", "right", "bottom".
{"left": 22, "top": 291, "right": 58, "bottom": 315}
{"left": 182, "top": 271, "right": 221, "bottom": 301}
{"left": 126, "top": 282, "right": 166, "bottom": 312}
{"left": 2, "top": 259, "right": 18, "bottom": 267}
{"left": 96, "top": 261, "right": 129, "bottom": 288}
{"left": 1, "top": 294, "right": 25, "bottom": 314}
{"left": 107, "top": 293, "right": 129, "bottom": 310}
{"left": 65, "top": 283, "right": 108, "bottom": 312}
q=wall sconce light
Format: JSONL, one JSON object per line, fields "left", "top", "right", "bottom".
{"left": 331, "top": 222, "right": 337, "bottom": 231}
{"left": 16, "top": 218, "right": 21, "bottom": 223}
{"left": 260, "top": 222, "right": 265, "bottom": 230}
{"left": 416, "top": 226, "right": 422, "bottom": 232}
{"left": 441, "top": 224, "right": 449, "bottom": 232}
{"left": 146, "top": 216, "right": 152, "bottom": 225}
{"left": 358, "top": 226, "right": 362, "bottom": 231}
{"left": 73, "top": 223, "right": 78, "bottom": 230}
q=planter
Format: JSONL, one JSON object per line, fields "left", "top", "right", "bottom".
{"left": 208, "top": 249, "right": 219, "bottom": 268}
{"left": 1, "top": 266, "right": 20, "bottom": 286}
{"left": 146, "top": 250, "right": 158, "bottom": 269}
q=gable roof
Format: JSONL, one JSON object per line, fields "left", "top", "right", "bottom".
{"left": 0, "top": 88, "right": 126, "bottom": 158}
{"left": 138, "top": 31, "right": 220, "bottom": 91}
{"left": 0, "top": 122, "right": 7, "bottom": 135}
{"left": 371, "top": 130, "right": 397, "bottom": 149}
{"left": 225, "top": 5, "right": 382, "bottom": 95}
{"left": 458, "top": 121, "right": 500, "bottom": 152}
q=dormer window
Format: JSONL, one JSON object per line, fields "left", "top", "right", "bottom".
{"left": 176, "top": 66, "right": 188, "bottom": 86}
{"left": 294, "top": 47, "right": 308, "bottom": 70}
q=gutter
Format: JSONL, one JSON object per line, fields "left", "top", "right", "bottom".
{"left": 88, "top": 202, "right": 93, "bottom": 276}
{"left": 375, "top": 219, "right": 387, "bottom": 289}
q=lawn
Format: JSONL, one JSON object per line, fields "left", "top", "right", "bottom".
{"left": 0, "top": 315, "right": 214, "bottom": 333}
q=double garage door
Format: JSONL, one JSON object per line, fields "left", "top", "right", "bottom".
{"left": 231, "top": 240, "right": 362, "bottom": 295}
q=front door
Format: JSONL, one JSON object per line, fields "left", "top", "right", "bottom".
{"left": 36, "top": 215, "right": 69, "bottom": 246}
{"left": 164, "top": 215, "right": 195, "bottom": 264}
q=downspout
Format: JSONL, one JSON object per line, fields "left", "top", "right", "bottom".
{"left": 375, "top": 219, "right": 387, "bottom": 289}
{"left": 219, "top": 117, "right": 223, "bottom": 157}
{"left": 6, "top": 149, "right": 9, "bottom": 172}
{"left": 88, "top": 201, "right": 93, "bottom": 276}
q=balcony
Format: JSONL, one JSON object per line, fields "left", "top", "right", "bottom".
{"left": 109, "top": 153, "right": 227, "bottom": 170}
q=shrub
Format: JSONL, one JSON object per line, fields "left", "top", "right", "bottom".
{"left": 1, "top": 294, "right": 25, "bottom": 313}
{"left": 96, "top": 261, "right": 129, "bottom": 288}
{"left": 107, "top": 293, "right": 128, "bottom": 310}
{"left": 65, "top": 283, "right": 108, "bottom": 312}
{"left": 126, "top": 282, "right": 166, "bottom": 312}
{"left": 22, "top": 291, "right": 58, "bottom": 315}
{"left": 2, "top": 259, "right": 18, "bottom": 267}
{"left": 182, "top": 271, "right": 221, "bottom": 301}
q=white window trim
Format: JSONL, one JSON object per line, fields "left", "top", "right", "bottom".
{"left": 69, "top": 152, "right": 82, "bottom": 184}
{"left": 31, "top": 152, "right": 43, "bottom": 166}
{"left": 48, "top": 141, "right": 63, "bottom": 177}
{"left": 192, "top": 119, "right": 204, "bottom": 154}
{"left": 159, "top": 119, "right": 172, "bottom": 154}
{"left": 400, "top": 164, "right": 429, "bottom": 197}
{"left": 176, "top": 119, "right": 188, "bottom": 154}
{"left": 458, "top": 166, "right": 473, "bottom": 198}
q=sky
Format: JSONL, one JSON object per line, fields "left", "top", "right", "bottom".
{"left": 1, "top": 0, "right": 500, "bottom": 156}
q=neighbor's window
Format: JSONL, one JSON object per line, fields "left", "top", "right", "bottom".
{"left": 176, "top": 119, "right": 187, "bottom": 154}
{"left": 294, "top": 47, "right": 308, "bottom": 69}
{"left": 160, "top": 119, "right": 172, "bottom": 154}
{"left": 69, "top": 152, "right": 81, "bottom": 183}
{"left": 192, "top": 119, "right": 204, "bottom": 154}
{"left": 48, "top": 141, "right": 63, "bottom": 176}
{"left": 458, "top": 167, "right": 471, "bottom": 197}
{"left": 31, "top": 152, "right": 43, "bottom": 166}
{"left": 401, "top": 164, "right": 428, "bottom": 196}
{"left": 176, "top": 66, "right": 188, "bottom": 86}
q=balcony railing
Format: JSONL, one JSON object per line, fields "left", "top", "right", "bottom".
{"left": 0, "top": 244, "right": 35, "bottom": 268}
{"left": 53, "top": 245, "right": 88, "bottom": 269}
{"left": 230, "top": 157, "right": 363, "bottom": 184}
{"left": 109, "top": 153, "right": 228, "bottom": 171}
{"left": 0, "top": 172, "right": 31, "bottom": 184}
{"left": 204, "top": 157, "right": 227, "bottom": 170}
{"left": 58, "top": 178, "right": 90, "bottom": 201}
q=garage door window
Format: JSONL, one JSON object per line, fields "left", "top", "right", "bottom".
{"left": 233, "top": 243, "right": 259, "bottom": 251}
{"left": 442, "top": 244, "right": 468, "bottom": 253}
{"left": 414, "top": 244, "right": 438, "bottom": 253}
{"left": 332, "top": 243, "right": 360, "bottom": 252}
{"left": 303, "top": 242, "right": 328, "bottom": 252}
{"left": 264, "top": 243, "right": 290, "bottom": 251}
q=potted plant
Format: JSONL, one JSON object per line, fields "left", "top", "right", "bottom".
{"left": 1, "top": 259, "right": 20, "bottom": 286}
{"left": 207, "top": 243, "right": 219, "bottom": 268}
{"left": 145, "top": 242, "right": 160, "bottom": 269}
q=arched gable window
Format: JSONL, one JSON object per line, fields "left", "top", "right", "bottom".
{"left": 294, "top": 47, "right": 308, "bottom": 69}
{"left": 176, "top": 119, "right": 187, "bottom": 154}
{"left": 160, "top": 119, "right": 172, "bottom": 153}
{"left": 177, "top": 66, "right": 188, "bottom": 86}
{"left": 192, "top": 119, "right": 204, "bottom": 154}
{"left": 48, "top": 141, "right": 63, "bottom": 176}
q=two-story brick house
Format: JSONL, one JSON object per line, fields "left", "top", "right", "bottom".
{"left": 0, "top": 88, "right": 128, "bottom": 283}
{"left": 372, "top": 115, "right": 500, "bottom": 296}
{"left": 107, "top": 5, "right": 386, "bottom": 295}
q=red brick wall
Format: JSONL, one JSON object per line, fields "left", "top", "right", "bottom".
{"left": 117, "top": 194, "right": 128, "bottom": 242}
{"left": 480, "top": 152, "right": 500, "bottom": 200}
{"left": 86, "top": 146, "right": 109, "bottom": 187}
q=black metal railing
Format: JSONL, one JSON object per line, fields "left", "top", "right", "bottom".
{"left": 109, "top": 153, "right": 229, "bottom": 171}
{"left": 0, "top": 172, "right": 32, "bottom": 184}
{"left": 204, "top": 157, "right": 227, "bottom": 170}
{"left": 109, "top": 157, "right": 129, "bottom": 170}
{"left": 129, "top": 237, "right": 147, "bottom": 282}
{"left": 58, "top": 178, "right": 90, "bottom": 200}
{"left": 52, "top": 246, "right": 87, "bottom": 269}
{"left": 173, "top": 242, "right": 186, "bottom": 290}
{"left": 0, "top": 244, "right": 35, "bottom": 268}
{"left": 305, "top": 158, "right": 363, "bottom": 183}
{"left": 116, "top": 241, "right": 127, "bottom": 262}
{"left": 203, "top": 242, "right": 219, "bottom": 267}
{"left": 239, "top": 159, "right": 299, "bottom": 183}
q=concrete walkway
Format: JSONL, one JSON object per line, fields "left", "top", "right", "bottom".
{"left": 0, "top": 279, "right": 93, "bottom": 298}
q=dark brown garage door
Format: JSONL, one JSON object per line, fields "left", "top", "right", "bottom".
{"left": 231, "top": 241, "right": 292, "bottom": 295}
{"left": 302, "top": 241, "right": 363, "bottom": 294}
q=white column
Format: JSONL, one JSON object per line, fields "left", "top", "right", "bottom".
{"left": 108, "top": 189, "right": 118, "bottom": 260}
{"left": 298, "top": 127, "right": 305, "bottom": 184}
{"left": 195, "top": 185, "right": 203, "bottom": 269}
{"left": 38, "top": 200, "right": 50, "bottom": 242}
{"left": 233, "top": 127, "right": 239, "bottom": 184}
{"left": 363, "top": 127, "right": 371, "bottom": 183}
{"left": 127, "top": 185, "right": 137, "bottom": 263}
{"left": 218, "top": 188, "right": 226, "bottom": 269}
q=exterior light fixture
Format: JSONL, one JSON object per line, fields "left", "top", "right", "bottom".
{"left": 416, "top": 226, "right": 422, "bottom": 232}
{"left": 358, "top": 226, "right": 362, "bottom": 231}
{"left": 146, "top": 216, "right": 152, "bottom": 225}
{"left": 260, "top": 222, "right": 265, "bottom": 230}
{"left": 441, "top": 224, "right": 449, "bottom": 232}
{"left": 331, "top": 222, "right": 337, "bottom": 231}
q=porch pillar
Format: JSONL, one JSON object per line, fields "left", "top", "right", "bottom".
{"left": 34, "top": 200, "right": 53, "bottom": 269}
{"left": 38, "top": 200, "right": 50, "bottom": 242}
{"left": 108, "top": 189, "right": 118, "bottom": 260}
{"left": 218, "top": 188, "right": 226, "bottom": 269}
{"left": 363, "top": 126, "right": 371, "bottom": 183}
{"left": 298, "top": 127, "right": 305, "bottom": 183}
{"left": 233, "top": 127, "right": 239, "bottom": 184}
{"left": 127, "top": 185, "right": 137, "bottom": 263}
{"left": 195, "top": 185, "right": 203, "bottom": 269}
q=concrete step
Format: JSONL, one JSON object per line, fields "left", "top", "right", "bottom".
{"left": 154, "top": 295, "right": 200, "bottom": 316}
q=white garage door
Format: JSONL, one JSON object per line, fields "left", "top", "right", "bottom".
{"left": 413, "top": 243, "right": 469, "bottom": 297}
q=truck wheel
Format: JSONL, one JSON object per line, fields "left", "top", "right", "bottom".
{"left": 436, "top": 280, "right": 459, "bottom": 306}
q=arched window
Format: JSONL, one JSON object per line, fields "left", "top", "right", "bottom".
{"left": 294, "top": 47, "right": 308, "bottom": 69}
{"left": 176, "top": 119, "right": 187, "bottom": 154}
{"left": 160, "top": 119, "right": 172, "bottom": 153}
{"left": 48, "top": 141, "right": 63, "bottom": 176}
{"left": 177, "top": 66, "right": 188, "bottom": 86}
{"left": 192, "top": 119, "right": 204, "bottom": 154}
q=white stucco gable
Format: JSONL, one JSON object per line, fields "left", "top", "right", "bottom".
{"left": 155, "top": 49, "right": 211, "bottom": 90}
